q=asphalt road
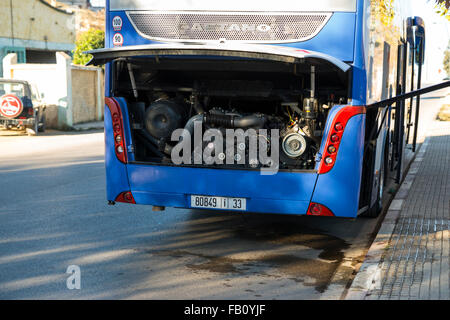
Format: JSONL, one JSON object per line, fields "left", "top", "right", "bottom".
{"left": 0, "top": 91, "right": 446, "bottom": 299}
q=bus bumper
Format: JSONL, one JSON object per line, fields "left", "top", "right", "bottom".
{"left": 126, "top": 165, "right": 317, "bottom": 215}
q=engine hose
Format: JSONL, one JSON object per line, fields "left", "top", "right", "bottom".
{"left": 204, "top": 114, "right": 266, "bottom": 128}
{"left": 138, "top": 129, "right": 173, "bottom": 156}
{"left": 203, "top": 114, "right": 232, "bottom": 127}
{"left": 193, "top": 100, "right": 204, "bottom": 115}
{"left": 171, "top": 114, "right": 205, "bottom": 155}
{"left": 139, "top": 128, "right": 159, "bottom": 145}
{"left": 289, "top": 105, "right": 303, "bottom": 117}
{"left": 182, "top": 114, "right": 204, "bottom": 141}
{"left": 135, "top": 131, "right": 165, "bottom": 158}
{"left": 306, "top": 119, "right": 321, "bottom": 145}
{"left": 234, "top": 115, "right": 266, "bottom": 128}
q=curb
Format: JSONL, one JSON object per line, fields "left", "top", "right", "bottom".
{"left": 344, "top": 138, "right": 430, "bottom": 300}
{"left": 72, "top": 127, "right": 104, "bottom": 132}
{"left": 72, "top": 123, "right": 104, "bottom": 132}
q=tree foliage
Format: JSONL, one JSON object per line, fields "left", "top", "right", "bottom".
{"left": 72, "top": 29, "right": 105, "bottom": 66}
{"left": 444, "top": 41, "right": 450, "bottom": 76}
{"left": 372, "top": 0, "right": 395, "bottom": 27}
{"left": 434, "top": 0, "right": 450, "bottom": 20}
{"left": 435, "top": 0, "right": 450, "bottom": 8}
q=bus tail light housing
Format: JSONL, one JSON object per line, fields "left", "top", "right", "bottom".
{"left": 318, "top": 106, "right": 366, "bottom": 174}
{"left": 307, "top": 202, "right": 334, "bottom": 217}
{"left": 115, "top": 191, "right": 136, "bottom": 204}
{"left": 106, "top": 97, "right": 127, "bottom": 164}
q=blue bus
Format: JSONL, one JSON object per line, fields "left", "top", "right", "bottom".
{"left": 88, "top": 0, "right": 447, "bottom": 218}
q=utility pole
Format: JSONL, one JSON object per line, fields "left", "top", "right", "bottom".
{"left": 9, "top": 0, "right": 15, "bottom": 47}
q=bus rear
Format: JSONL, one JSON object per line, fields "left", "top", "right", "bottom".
{"left": 95, "top": 0, "right": 367, "bottom": 218}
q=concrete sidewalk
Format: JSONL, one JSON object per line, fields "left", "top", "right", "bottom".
{"left": 346, "top": 118, "right": 450, "bottom": 300}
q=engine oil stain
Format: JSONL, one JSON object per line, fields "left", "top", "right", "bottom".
{"left": 152, "top": 250, "right": 240, "bottom": 274}
{"left": 149, "top": 214, "right": 350, "bottom": 293}
{"left": 234, "top": 220, "right": 350, "bottom": 262}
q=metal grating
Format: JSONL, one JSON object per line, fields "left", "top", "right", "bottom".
{"left": 127, "top": 12, "right": 332, "bottom": 43}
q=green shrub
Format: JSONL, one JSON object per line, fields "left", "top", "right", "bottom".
{"left": 72, "top": 29, "right": 105, "bottom": 66}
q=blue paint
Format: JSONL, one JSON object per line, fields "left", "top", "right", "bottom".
{"left": 107, "top": 11, "right": 150, "bottom": 47}
{"left": 277, "top": 12, "right": 356, "bottom": 62}
{"left": 351, "top": 0, "right": 368, "bottom": 105}
{"left": 105, "top": 0, "right": 111, "bottom": 48}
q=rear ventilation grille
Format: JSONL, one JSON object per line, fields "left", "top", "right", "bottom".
{"left": 127, "top": 12, "right": 332, "bottom": 43}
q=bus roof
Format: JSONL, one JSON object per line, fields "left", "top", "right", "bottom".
{"left": 109, "top": 0, "right": 357, "bottom": 13}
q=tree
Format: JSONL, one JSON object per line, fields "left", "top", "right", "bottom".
{"left": 72, "top": 29, "right": 105, "bottom": 66}
{"left": 374, "top": 0, "right": 395, "bottom": 27}
{"left": 434, "top": 0, "right": 450, "bottom": 20}
{"left": 435, "top": 0, "right": 450, "bottom": 8}
{"left": 444, "top": 41, "right": 450, "bottom": 76}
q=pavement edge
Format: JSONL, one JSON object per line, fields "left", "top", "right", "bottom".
{"left": 342, "top": 138, "right": 430, "bottom": 300}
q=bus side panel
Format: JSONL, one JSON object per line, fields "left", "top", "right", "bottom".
{"left": 127, "top": 166, "right": 318, "bottom": 215}
{"left": 351, "top": 0, "right": 369, "bottom": 105}
{"left": 105, "top": 103, "right": 131, "bottom": 201}
{"left": 311, "top": 114, "right": 366, "bottom": 218}
{"left": 106, "top": 0, "right": 111, "bottom": 48}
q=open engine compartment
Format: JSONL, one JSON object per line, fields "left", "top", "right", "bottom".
{"left": 110, "top": 56, "right": 350, "bottom": 171}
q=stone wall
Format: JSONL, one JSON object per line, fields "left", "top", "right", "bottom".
{"left": 0, "top": 0, "right": 75, "bottom": 46}
{"left": 71, "top": 66, "right": 104, "bottom": 124}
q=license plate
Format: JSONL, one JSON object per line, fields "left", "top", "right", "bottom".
{"left": 190, "top": 195, "right": 247, "bottom": 211}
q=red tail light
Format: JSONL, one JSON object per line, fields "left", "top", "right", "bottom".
{"left": 105, "top": 98, "right": 127, "bottom": 163}
{"left": 115, "top": 191, "right": 136, "bottom": 204}
{"left": 307, "top": 203, "right": 334, "bottom": 217}
{"left": 318, "top": 106, "right": 366, "bottom": 174}
{"left": 27, "top": 108, "right": 34, "bottom": 116}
